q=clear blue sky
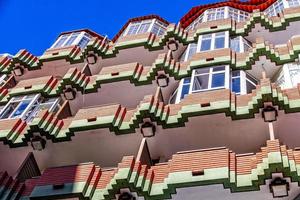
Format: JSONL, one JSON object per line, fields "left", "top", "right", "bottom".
{"left": 0, "top": 0, "right": 219, "bottom": 55}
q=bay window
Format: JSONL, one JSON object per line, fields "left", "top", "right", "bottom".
{"left": 186, "top": 7, "right": 250, "bottom": 31}
{"left": 0, "top": 95, "right": 60, "bottom": 122}
{"left": 51, "top": 32, "right": 91, "bottom": 49}
{"left": 122, "top": 19, "right": 167, "bottom": 37}
{"left": 230, "top": 36, "right": 252, "bottom": 53}
{"left": 169, "top": 66, "right": 230, "bottom": 104}
{"left": 275, "top": 63, "right": 300, "bottom": 89}
{"left": 169, "top": 67, "right": 258, "bottom": 104}
{"left": 198, "top": 32, "right": 229, "bottom": 52}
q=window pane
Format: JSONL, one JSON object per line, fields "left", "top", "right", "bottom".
{"left": 230, "top": 38, "right": 240, "bottom": 52}
{"left": 169, "top": 90, "right": 178, "bottom": 104}
{"left": 78, "top": 37, "right": 90, "bottom": 49}
{"left": 195, "top": 68, "right": 210, "bottom": 75}
{"left": 246, "top": 79, "right": 256, "bottom": 93}
{"left": 53, "top": 35, "right": 68, "bottom": 48}
{"left": 200, "top": 39, "right": 211, "bottom": 51}
{"left": 215, "top": 36, "right": 225, "bottom": 49}
{"left": 213, "top": 66, "right": 225, "bottom": 72}
{"left": 186, "top": 43, "right": 197, "bottom": 60}
{"left": 183, "top": 77, "right": 191, "bottom": 84}
{"left": 232, "top": 71, "right": 240, "bottom": 77}
{"left": 138, "top": 22, "right": 151, "bottom": 34}
{"left": 0, "top": 103, "right": 18, "bottom": 119}
{"left": 64, "top": 33, "right": 79, "bottom": 46}
{"left": 211, "top": 73, "right": 225, "bottom": 88}
{"left": 11, "top": 100, "right": 31, "bottom": 118}
{"left": 180, "top": 84, "right": 190, "bottom": 99}
{"left": 232, "top": 77, "right": 241, "bottom": 94}
{"left": 193, "top": 75, "right": 209, "bottom": 91}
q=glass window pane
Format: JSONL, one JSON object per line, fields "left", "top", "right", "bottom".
{"left": 53, "top": 35, "right": 68, "bottom": 48}
{"left": 64, "top": 33, "right": 79, "bottom": 46}
{"left": 11, "top": 100, "right": 31, "bottom": 118}
{"left": 183, "top": 77, "right": 191, "bottom": 84}
{"left": 215, "top": 36, "right": 225, "bottom": 49}
{"left": 78, "top": 37, "right": 90, "bottom": 49}
{"left": 200, "top": 39, "right": 211, "bottom": 51}
{"left": 169, "top": 90, "right": 178, "bottom": 104}
{"left": 0, "top": 103, "right": 18, "bottom": 119}
{"left": 138, "top": 22, "right": 151, "bottom": 34}
{"left": 211, "top": 73, "right": 225, "bottom": 88}
{"left": 213, "top": 66, "right": 225, "bottom": 72}
{"left": 180, "top": 84, "right": 190, "bottom": 99}
{"left": 195, "top": 68, "right": 210, "bottom": 75}
{"left": 232, "top": 77, "right": 241, "bottom": 94}
{"left": 246, "top": 80, "right": 256, "bottom": 93}
{"left": 193, "top": 75, "right": 209, "bottom": 91}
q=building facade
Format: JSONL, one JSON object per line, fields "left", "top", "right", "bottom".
{"left": 2, "top": 0, "right": 300, "bottom": 199}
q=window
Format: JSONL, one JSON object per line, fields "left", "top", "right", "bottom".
{"left": 51, "top": 32, "right": 91, "bottom": 49}
{"left": 230, "top": 36, "right": 252, "bottom": 53}
{"left": 275, "top": 63, "right": 300, "bottom": 89}
{"left": 206, "top": 7, "right": 225, "bottom": 21}
{"left": 151, "top": 20, "right": 167, "bottom": 36}
{"left": 169, "top": 78, "right": 191, "bottom": 104}
{"left": 0, "top": 95, "right": 60, "bottom": 122}
{"left": 287, "top": 0, "right": 300, "bottom": 7}
{"left": 228, "top": 7, "right": 249, "bottom": 22}
{"left": 191, "top": 66, "right": 229, "bottom": 93}
{"left": 264, "top": 0, "right": 285, "bottom": 17}
{"left": 231, "top": 71, "right": 258, "bottom": 95}
{"left": 186, "top": 13, "right": 204, "bottom": 31}
{"left": 198, "top": 32, "right": 229, "bottom": 52}
{"left": 180, "top": 43, "right": 197, "bottom": 61}
{"left": 169, "top": 67, "right": 259, "bottom": 104}
{"left": 123, "top": 19, "right": 167, "bottom": 37}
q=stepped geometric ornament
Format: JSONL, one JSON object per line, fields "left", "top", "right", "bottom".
{"left": 141, "top": 121, "right": 156, "bottom": 137}
{"left": 262, "top": 105, "right": 278, "bottom": 122}
{"left": 269, "top": 177, "right": 289, "bottom": 198}
{"left": 156, "top": 74, "right": 169, "bottom": 87}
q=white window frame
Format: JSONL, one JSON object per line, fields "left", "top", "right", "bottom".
{"left": 197, "top": 31, "right": 229, "bottom": 52}
{"left": 190, "top": 65, "right": 230, "bottom": 93}
{"left": 264, "top": 0, "right": 286, "bottom": 17}
{"left": 0, "top": 94, "right": 40, "bottom": 121}
{"left": 0, "top": 95, "right": 61, "bottom": 122}
{"left": 186, "top": 6, "right": 250, "bottom": 31}
{"left": 276, "top": 62, "right": 300, "bottom": 89}
{"left": 181, "top": 43, "right": 197, "bottom": 62}
{"left": 51, "top": 32, "right": 91, "bottom": 49}
{"left": 287, "top": 0, "right": 300, "bottom": 7}
{"left": 122, "top": 19, "right": 167, "bottom": 37}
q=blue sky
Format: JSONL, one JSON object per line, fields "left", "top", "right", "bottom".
{"left": 0, "top": 0, "right": 219, "bottom": 55}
